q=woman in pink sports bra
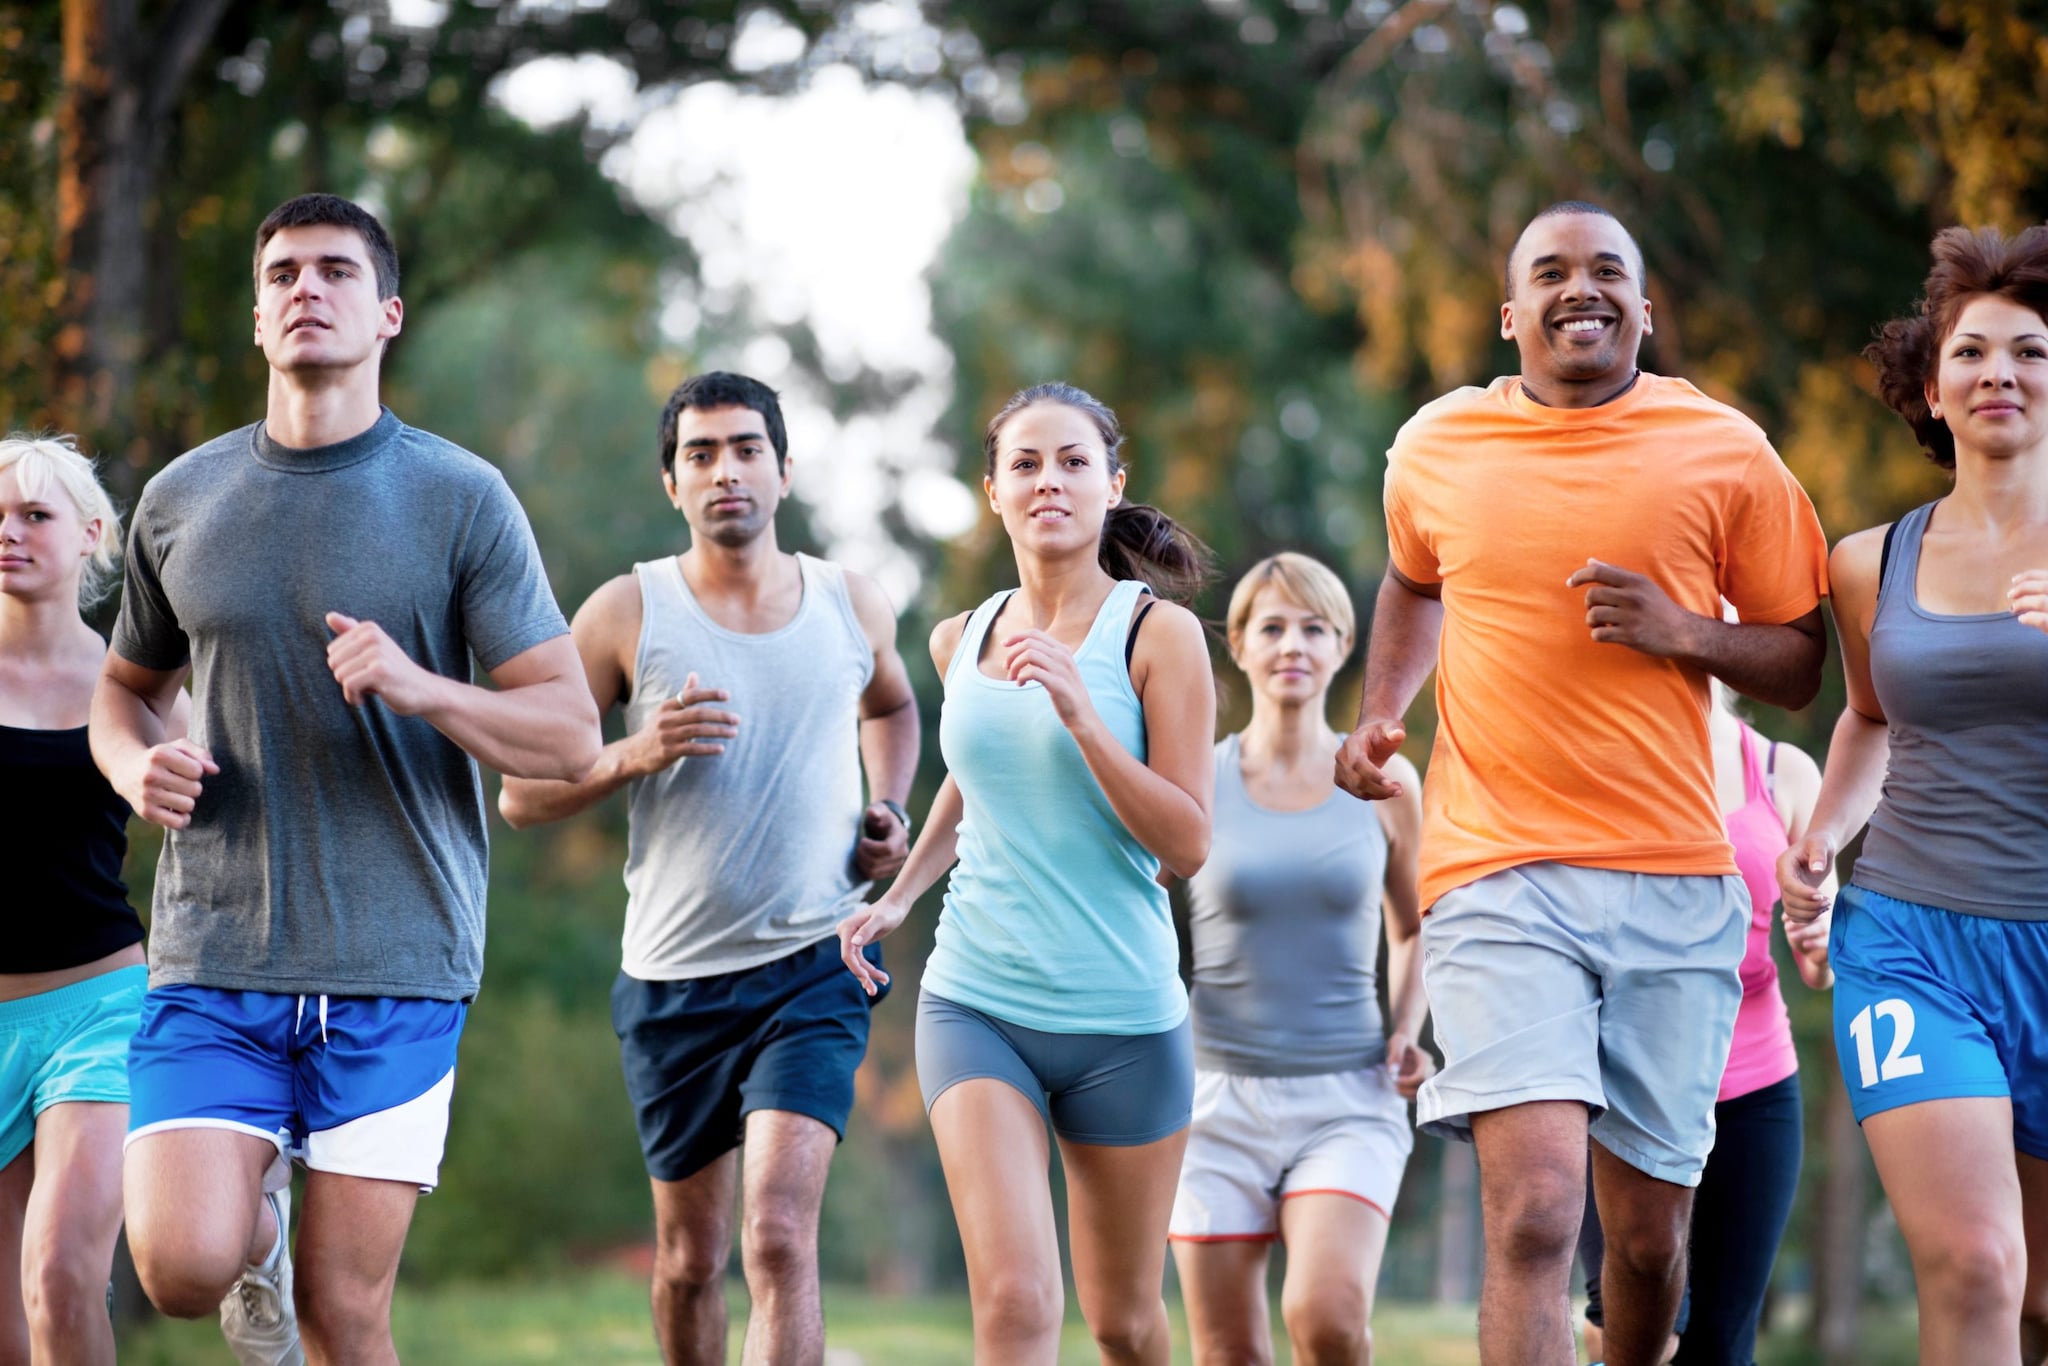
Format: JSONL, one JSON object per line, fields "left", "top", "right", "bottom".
{"left": 1579, "top": 690, "right": 1834, "bottom": 1365}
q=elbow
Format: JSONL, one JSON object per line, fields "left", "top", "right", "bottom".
{"left": 1162, "top": 832, "right": 1211, "bottom": 882}
{"left": 496, "top": 784, "right": 538, "bottom": 830}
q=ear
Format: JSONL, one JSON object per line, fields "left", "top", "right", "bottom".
{"left": 253, "top": 302, "right": 263, "bottom": 347}
{"left": 1500, "top": 301, "right": 1516, "bottom": 341}
{"left": 1640, "top": 297, "right": 1654, "bottom": 337}
{"left": 380, "top": 295, "right": 404, "bottom": 340}
{"left": 778, "top": 451, "right": 794, "bottom": 497}
{"left": 1924, "top": 375, "right": 1942, "bottom": 420}
{"left": 984, "top": 471, "right": 999, "bottom": 515}
{"left": 661, "top": 466, "right": 681, "bottom": 507}
{"left": 79, "top": 516, "right": 103, "bottom": 559}
{"left": 1107, "top": 464, "right": 1127, "bottom": 509}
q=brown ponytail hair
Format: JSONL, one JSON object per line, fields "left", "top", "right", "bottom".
{"left": 1866, "top": 224, "right": 2048, "bottom": 470}
{"left": 982, "top": 382, "right": 1214, "bottom": 603}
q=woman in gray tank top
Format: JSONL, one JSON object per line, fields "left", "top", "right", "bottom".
{"left": 1777, "top": 225, "right": 2048, "bottom": 1362}
{"left": 1166, "top": 553, "right": 1433, "bottom": 1366}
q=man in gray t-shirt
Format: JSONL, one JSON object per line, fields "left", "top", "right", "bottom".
{"left": 91, "top": 194, "right": 599, "bottom": 1365}
{"left": 500, "top": 371, "right": 919, "bottom": 1365}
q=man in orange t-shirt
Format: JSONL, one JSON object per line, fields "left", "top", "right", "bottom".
{"left": 1336, "top": 202, "right": 1828, "bottom": 1366}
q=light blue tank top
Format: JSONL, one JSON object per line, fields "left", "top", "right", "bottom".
{"left": 922, "top": 579, "right": 1188, "bottom": 1034}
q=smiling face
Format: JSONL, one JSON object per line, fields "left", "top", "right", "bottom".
{"left": 663, "top": 404, "right": 790, "bottom": 548}
{"left": 1928, "top": 294, "right": 2048, "bottom": 462}
{"left": 0, "top": 464, "right": 97, "bottom": 606}
{"left": 1502, "top": 212, "right": 1652, "bottom": 400}
{"left": 253, "top": 223, "right": 403, "bottom": 378}
{"left": 1232, "top": 584, "right": 1347, "bottom": 713}
{"left": 984, "top": 401, "right": 1127, "bottom": 559}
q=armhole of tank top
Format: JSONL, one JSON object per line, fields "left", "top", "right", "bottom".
{"left": 1878, "top": 519, "right": 1899, "bottom": 599}
{"left": 810, "top": 557, "right": 874, "bottom": 689}
{"left": 947, "top": 594, "right": 998, "bottom": 686}
{"left": 626, "top": 562, "right": 659, "bottom": 710}
{"left": 1124, "top": 595, "right": 1157, "bottom": 672}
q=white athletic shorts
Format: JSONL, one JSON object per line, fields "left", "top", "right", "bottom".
{"left": 1167, "top": 1065, "right": 1413, "bottom": 1241}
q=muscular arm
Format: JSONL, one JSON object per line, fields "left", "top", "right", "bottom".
{"left": 1336, "top": 566, "right": 1442, "bottom": 801}
{"left": 91, "top": 652, "right": 213, "bottom": 829}
{"left": 847, "top": 572, "right": 920, "bottom": 875}
{"left": 499, "top": 576, "right": 640, "bottom": 827}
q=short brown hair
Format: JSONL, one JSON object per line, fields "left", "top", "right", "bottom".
{"left": 1866, "top": 224, "right": 2048, "bottom": 469}
{"left": 253, "top": 194, "right": 401, "bottom": 301}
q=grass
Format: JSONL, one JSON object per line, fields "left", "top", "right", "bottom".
{"left": 118, "top": 1270, "right": 1918, "bottom": 1364}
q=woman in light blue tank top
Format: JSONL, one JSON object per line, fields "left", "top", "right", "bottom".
{"left": 1778, "top": 226, "right": 2048, "bottom": 1360}
{"left": 1167, "top": 553, "right": 1431, "bottom": 1366}
{"left": 837, "top": 383, "right": 1216, "bottom": 1363}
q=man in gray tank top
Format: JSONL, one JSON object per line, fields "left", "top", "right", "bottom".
{"left": 500, "top": 372, "right": 918, "bottom": 1365}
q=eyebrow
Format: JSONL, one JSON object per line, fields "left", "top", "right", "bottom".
{"left": 681, "top": 432, "right": 766, "bottom": 447}
{"left": 1529, "top": 251, "right": 1629, "bottom": 274}
{"left": 1951, "top": 332, "right": 2048, "bottom": 344}
{"left": 263, "top": 253, "right": 366, "bottom": 276}
{"left": 1008, "top": 443, "right": 1090, "bottom": 454}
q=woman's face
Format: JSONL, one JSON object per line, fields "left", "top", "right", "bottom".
{"left": 985, "top": 402, "right": 1125, "bottom": 560}
{"left": 1233, "top": 584, "right": 1346, "bottom": 712}
{"left": 0, "top": 465, "right": 96, "bottom": 606}
{"left": 1929, "top": 294, "right": 2048, "bottom": 462}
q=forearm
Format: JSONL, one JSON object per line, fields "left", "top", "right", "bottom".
{"left": 1386, "top": 929, "right": 1428, "bottom": 1042}
{"left": 499, "top": 733, "right": 645, "bottom": 828}
{"left": 89, "top": 673, "right": 173, "bottom": 784}
{"left": 1071, "top": 720, "right": 1209, "bottom": 877}
{"left": 1359, "top": 572, "right": 1443, "bottom": 723}
{"left": 859, "top": 698, "right": 919, "bottom": 805}
{"left": 1807, "top": 708, "right": 1890, "bottom": 848}
{"left": 1680, "top": 617, "right": 1826, "bottom": 710}
{"left": 417, "top": 673, "right": 600, "bottom": 781}
{"left": 884, "top": 775, "right": 964, "bottom": 906}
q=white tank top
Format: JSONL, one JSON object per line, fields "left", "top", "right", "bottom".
{"left": 619, "top": 554, "right": 874, "bottom": 978}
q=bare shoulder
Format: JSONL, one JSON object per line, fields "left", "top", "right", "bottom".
{"left": 569, "top": 572, "right": 643, "bottom": 684}
{"left": 1830, "top": 525, "right": 1888, "bottom": 598}
{"left": 930, "top": 610, "right": 972, "bottom": 676}
{"left": 574, "top": 572, "right": 643, "bottom": 633}
{"left": 1130, "top": 597, "right": 1206, "bottom": 658}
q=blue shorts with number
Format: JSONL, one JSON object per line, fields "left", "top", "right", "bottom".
{"left": 1831, "top": 884, "right": 2048, "bottom": 1158}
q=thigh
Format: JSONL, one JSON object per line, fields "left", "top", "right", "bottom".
{"left": 295, "top": 1170, "right": 418, "bottom": 1309}
{"left": 1676, "top": 1075, "right": 1803, "bottom": 1363}
{"left": 0, "top": 1146, "right": 29, "bottom": 1347}
{"left": 929, "top": 1079, "right": 1060, "bottom": 1301}
{"left": 915, "top": 991, "right": 1051, "bottom": 1128}
{"left": 1589, "top": 1138, "right": 1693, "bottom": 1252}
{"left": 2021, "top": 1151, "right": 2048, "bottom": 1314}
{"left": 1280, "top": 1068, "right": 1414, "bottom": 1219}
{"left": 614, "top": 971, "right": 752, "bottom": 1184}
{"left": 1862, "top": 1096, "right": 2023, "bottom": 1278}
{"left": 1277, "top": 1191, "right": 1391, "bottom": 1310}
{"left": 737, "top": 944, "right": 880, "bottom": 1146}
{"left": 1598, "top": 873, "right": 1747, "bottom": 1187}
{"left": 740, "top": 1109, "right": 836, "bottom": 1231}
{"left": 126, "top": 986, "right": 296, "bottom": 1161}
{"left": 1059, "top": 1127, "right": 1187, "bottom": 1323}
{"left": 1172, "top": 1239, "right": 1272, "bottom": 1364}
{"left": 1417, "top": 866, "right": 1605, "bottom": 1144}
{"left": 297, "top": 996, "right": 465, "bottom": 1191}
{"left": 123, "top": 1125, "right": 277, "bottom": 1270}
{"left": 651, "top": 1150, "right": 738, "bottom": 1263}
{"left": 22, "top": 1102, "right": 127, "bottom": 1276}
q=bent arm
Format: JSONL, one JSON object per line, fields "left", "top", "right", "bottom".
{"left": 1804, "top": 532, "right": 1890, "bottom": 850}
{"left": 500, "top": 580, "right": 640, "bottom": 827}
{"left": 1773, "top": 742, "right": 1838, "bottom": 989}
{"left": 90, "top": 652, "right": 187, "bottom": 783}
{"left": 1377, "top": 756, "right": 1428, "bottom": 1043}
{"left": 423, "top": 635, "right": 600, "bottom": 781}
{"left": 1676, "top": 607, "right": 1828, "bottom": 711}
{"left": 1359, "top": 567, "right": 1443, "bottom": 726}
{"left": 1074, "top": 602, "right": 1214, "bottom": 878}
{"left": 852, "top": 574, "right": 920, "bottom": 810}
{"left": 880, "top": 773, "right": 966, "bottom": 908}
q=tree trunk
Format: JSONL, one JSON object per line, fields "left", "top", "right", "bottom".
{"left": 1434, "top": 1139, "right": 1481, "bottom": 1303}
{"left": 1810, "top": 1063, "right": 1868, "bottom": 1364}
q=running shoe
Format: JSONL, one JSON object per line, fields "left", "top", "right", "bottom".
{"left": 219, "top": 1185, "right": 304, "bottom": 1366}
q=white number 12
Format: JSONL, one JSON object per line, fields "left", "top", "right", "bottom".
{"left": 1848, "top": 999, "right": 1925, "bottom": 1089}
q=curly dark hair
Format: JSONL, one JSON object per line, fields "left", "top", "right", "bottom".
{"left": 1865, "top": 224, "right": 2048, "bottom": 469}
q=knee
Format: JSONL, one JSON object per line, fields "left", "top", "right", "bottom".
{"left": 1088, "top": 1302, "right": 1167, "bottom": 1361}
{"left": 1486, "top": 1163, "right": 1583, "bottom": 1269}
{"left": 653, "top": 1229, "right": 727, "bottom": 1298}
{"left": 21, "top": 1248, "right": 109, "bottom": 1337}
{"left": 1918, "top": 1229, "right": 2025, "bottom": 1318}
{"left": 129, "top": 1237, "right": 241, "bottom": 1320}
{"left": 296, "top": 1280, "right": 389, "bottom": 1356}
{"left": 978, "top": 1273, "right": 1063, "bottom": 1345}
{"left": 739, "top": 1203, "right": 815, "bottom": 1285}
{"left": 1603, "top": 1215, "right": 1688, "bottom": 1285}
{"left": 1282, "top": 1285, "right": 1369, "bottom": 1364}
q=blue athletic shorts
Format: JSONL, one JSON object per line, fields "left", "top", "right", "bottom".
{"left": 0, "top": 965, "right": 146, "bottom": 1167}
{"left": 915, "top": 989, "right": 1194, "bottom": 1146}
{"left": 1831, "top": 885, "right": 2048, "bottom": 1157}
{"left": 612, "top": 935, "right": 886, "bottom": 1183}
{"left": 126, "top": 985, "right": 468, "bottom": 1191}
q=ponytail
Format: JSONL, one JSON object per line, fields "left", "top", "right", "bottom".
{"left": 1100, "top": 502, "right": 1213, "bottom": 604}
{"left": 984, "top": 381, "right": 1213, "bottom": 603}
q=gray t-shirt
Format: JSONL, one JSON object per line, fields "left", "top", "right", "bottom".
{"left": 113, "top": 409, "right": 568, "bottom": 998}
{"left": 1186, "top": 734, "right": 1391, "bottom": 1075}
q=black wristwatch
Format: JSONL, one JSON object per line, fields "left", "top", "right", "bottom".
{"left": 877, "top": 798, "right": 912, "bottom": 836}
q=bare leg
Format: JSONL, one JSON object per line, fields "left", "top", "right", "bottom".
{"left": 1864, "top": 1097, "right": 2025, "bottom": 1366}
{"left": 0, "top": 1145, "right": 31, "bottom": 1364}
{"left": 1471, "top": 1102, "right": 1587, "bottom": 1366}
{"left": 737, "top": 1110, "right": 836, "bottom": 1366}
{"left": 1277, "top": 1193, "right": 1390, "bottom": 1365}
{"left": 291, "top": 1170, "right": 417, "bottom": 1366}
{"left": 1060, "top": 1127, "right": 1187, "bottom": 1366}
{"left": 1171, "top": 1239, "right": 1273, "bottom": 1366}
{"left": 20, "top": 1103, "right": 128, "bottom": 1365}
{"left": 649, "top": 1153, "right": 737, "bottom": 1366}
{"left": 2014, "top": 1150, "right": 2047, "bottom": 1366}
{"left": 123, "top": 1129, "right": 276, "bottom": 1317}
{"left": 929, "top": 1079, "right": 1062, "bottom": 1364}
{"left": 1590, "top": 1141, "right": 1692, "bottom": 1366}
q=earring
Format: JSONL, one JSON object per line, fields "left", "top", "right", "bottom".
{"left": 1930, "top": 406, "right": 1943, "bottom": 419}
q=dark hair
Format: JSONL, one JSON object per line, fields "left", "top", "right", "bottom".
{"left": 253, "top": 194, "right": 400, "bottom": 300}
{"left": 659, "top": 371, "right": 788, "bottom": 476}
{"left": 1865, "top": 224, "right": 2048, "bottom": 470}
{"left": 981, "top": 382, "right": 1214, "bottom": 604}
{"left": 1504, "top": 199, "right": 1644, "bottom": 298}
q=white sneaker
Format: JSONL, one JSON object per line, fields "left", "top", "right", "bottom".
{"left": 219, "top": 1186, "right": 305, "bottom": 1366}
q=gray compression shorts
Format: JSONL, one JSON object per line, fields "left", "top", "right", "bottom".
{"left": 915, "top": 990, "right": 1193, "bottom": 1146}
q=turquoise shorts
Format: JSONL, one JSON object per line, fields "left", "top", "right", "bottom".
{"left": 0, "top": 965, "right": 147, "bottom": 1167}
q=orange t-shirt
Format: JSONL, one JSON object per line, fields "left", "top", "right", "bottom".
{"left": 1383, "top": 374, "right": 1829, "bottom": 910}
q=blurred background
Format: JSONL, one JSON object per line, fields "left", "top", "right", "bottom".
{"left": 8, "top": 0, "right": 2045, "bottom": 1360}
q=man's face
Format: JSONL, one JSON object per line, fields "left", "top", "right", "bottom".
{"left": 663, "top": 405, "right": 789, "bottom": 548}
{"left": 253, "top": 224, "right": 402, "bottom": 377}
{"left": 1501, "top": 214, "right": 1651, "bottom": 392}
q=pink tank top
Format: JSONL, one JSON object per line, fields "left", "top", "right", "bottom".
{"left": 1718, "top": 723, "right": 1799, "bottom": 1101}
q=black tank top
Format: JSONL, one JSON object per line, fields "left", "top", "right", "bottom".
{"left": 1, "top": 723, "right": 144, "bottom": 972}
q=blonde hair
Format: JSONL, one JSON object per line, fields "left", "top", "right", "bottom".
{"left": 0, "top": 433, "right": 123, "bottom": 608}
{"left": 1225, "top": 552, "right": 1356, "bottom": 656}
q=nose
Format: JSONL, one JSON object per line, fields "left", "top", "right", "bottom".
{"left": 1983, "top": 350, "right": 2018, "bottom": 386}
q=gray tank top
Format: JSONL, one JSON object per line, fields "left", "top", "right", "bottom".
{"left": 1185, "top": 733, "right": 1391, "bottom": 1075}
{"left": 1854, "top": 500, "right": 2048, "bottom": 920}
{"left": 619, "top": 554, "right": 875, "bottom": 977}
